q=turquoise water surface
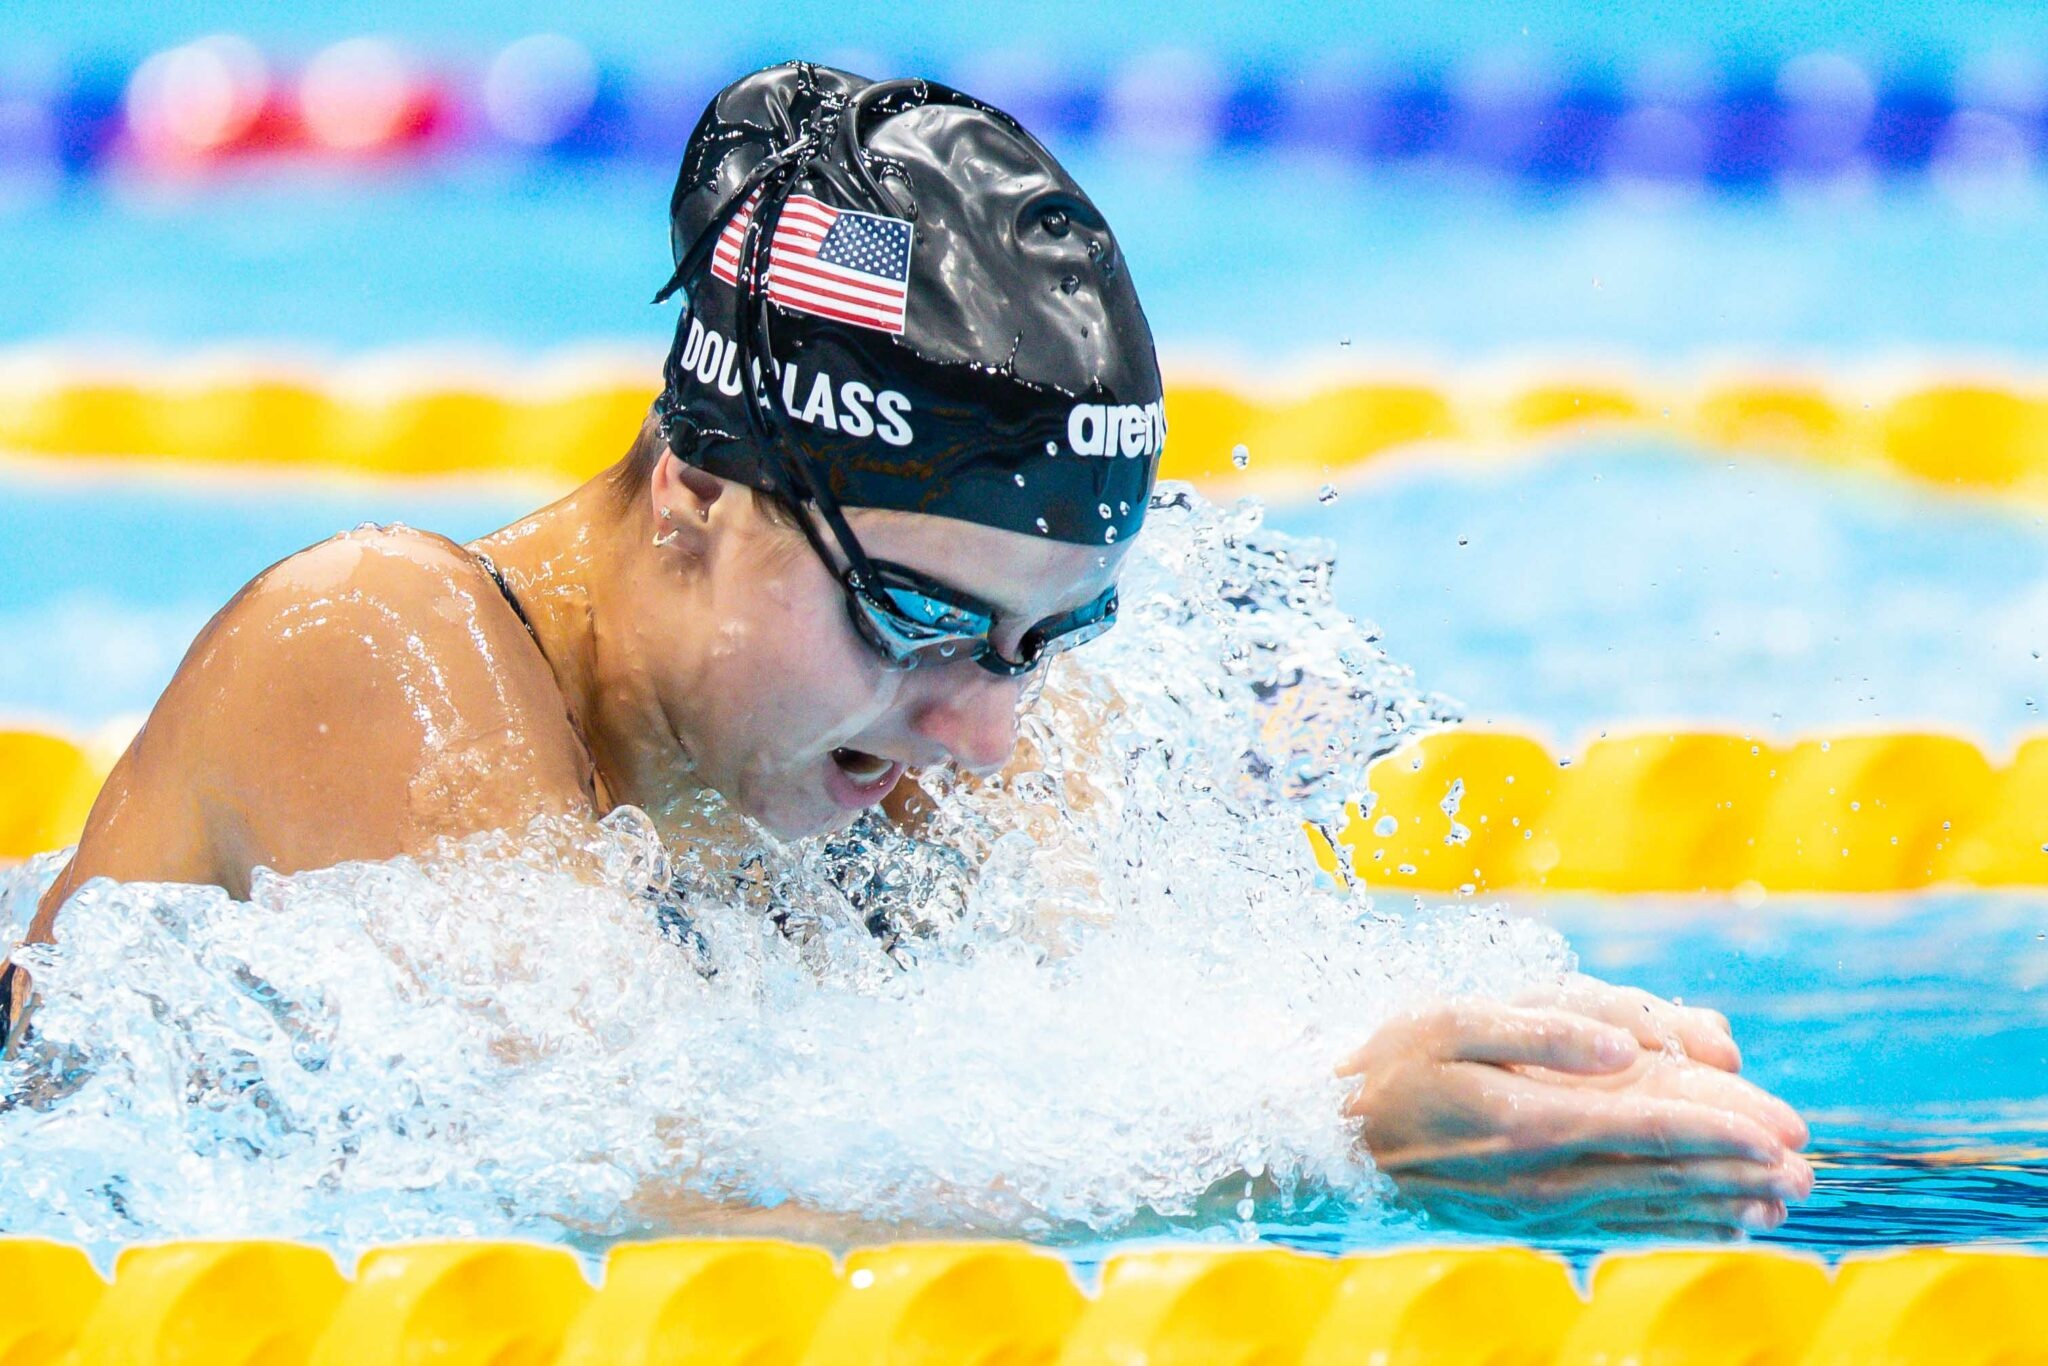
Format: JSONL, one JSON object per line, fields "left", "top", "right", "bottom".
{"left": 7, "top": 0, "right": 2048, "bottom": 1259}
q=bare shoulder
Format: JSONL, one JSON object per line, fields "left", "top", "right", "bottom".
{"left": 79, "top": 525, "right": 597, "bottom": 894}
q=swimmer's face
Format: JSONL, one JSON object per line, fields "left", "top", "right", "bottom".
{"left": 635, "top": 457, "right": 1129, "bottom": 838}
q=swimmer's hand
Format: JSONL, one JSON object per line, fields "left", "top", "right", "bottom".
{"left": 1337, "top": 986, "right": 1811, "bottom": 1240}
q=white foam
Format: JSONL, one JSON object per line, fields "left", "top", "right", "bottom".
{"left": 0, "top": 486, "right": 1572, "bottom": 1257}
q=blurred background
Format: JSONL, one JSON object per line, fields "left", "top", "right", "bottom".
{"left": 6, "top": 0, "right": 2048, "bottom": 1249}
{"left": 4, "top": 0, "right": 2047, "bottom": 738}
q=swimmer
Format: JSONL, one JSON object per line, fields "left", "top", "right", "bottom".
{"left": 2, "top": 63, "right": 1809, "bottom": 1238}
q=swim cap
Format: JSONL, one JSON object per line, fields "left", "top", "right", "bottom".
{"left": 653, "top": 62, "right": 1165, "bottom": 547}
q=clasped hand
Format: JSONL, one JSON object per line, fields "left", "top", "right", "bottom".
{"left": 1339, "top": 975, "right": 1812, "bottom": 1239}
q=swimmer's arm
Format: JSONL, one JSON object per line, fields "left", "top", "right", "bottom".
{"left": 28, "top": 531, "right": 596, "bottom": 941}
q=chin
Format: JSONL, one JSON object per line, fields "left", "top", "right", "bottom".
{"left": 763, "top": 809, "right": 858, "bottom": 842}
{"left": 742, "top": 787, "right": 856, "bottom": 842}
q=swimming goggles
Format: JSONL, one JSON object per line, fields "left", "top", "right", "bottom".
{"left": 781, "top": 481, "right": 1118, "bottom": 676}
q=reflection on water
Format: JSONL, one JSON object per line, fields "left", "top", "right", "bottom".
{"left": 1557, "top": 891, "right": 2048, "bottom": 1258}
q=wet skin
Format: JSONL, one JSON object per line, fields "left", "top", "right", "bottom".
{"left": 11, "top": 423, "right": 1811, "bottom": 1239}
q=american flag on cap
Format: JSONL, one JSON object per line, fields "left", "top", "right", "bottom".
{"left": 710, "top": 190, "right": 912, "bottom": 335}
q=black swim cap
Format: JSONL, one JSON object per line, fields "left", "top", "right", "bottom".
{"left": 653, "top": 62, "right": 1165, "bottom": 547}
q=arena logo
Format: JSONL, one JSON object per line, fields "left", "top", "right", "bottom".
{"left": 1066, "top": 400, "right": 1167, "bottom": 458}
{"left": 676, "top": 318, "right": 915, "bottom": 447}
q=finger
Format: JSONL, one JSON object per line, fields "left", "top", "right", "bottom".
{"left": 1617, "top": 1056, "right": 1811, "bottom": 1150}
{"left": 1519, "top": 1156, "right": 1810, "bottom": 1209}
{"left": 1440, "top": 1003, "right": 1639, "bottom": 1073}
{"left": 1546, "top": 1088, "right": 1787, "bottom": 1163}
{"left": 1571, "top": 1194, "right": 1787, "bottom": 1232}
{"left": 1545, "top": 977, "right": 1744, "bottom": 1072}
{"left": 1665, "top": 1007, "right": 1742, "bottom": 1072}
{"left": 1401, "top": 1157, "right": 1808, "bottom": 1213}
{"left": 1388, "top": 1073, "right": 1788, "bottom": 1178}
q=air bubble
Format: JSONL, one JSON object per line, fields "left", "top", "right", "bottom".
{"left": 1231, "top": 444, "right": 1250, "bottom": 469}
{"left": 1044, "top": 441, "right": 1058, "bottom": 455}
{"left": 0, "top": 487, "right": 1544, "bottom": 1253}
{"left": 1034, "top": 516, "right": 1050, "bottom": 534}
{"left": 1373, "top": 815, "right": 1399, "bottom": 837}
{"left": 1099, "top": 503, "right": 1113, "bottom": 519}
{"left": 1317, "top": 484, "right": 1338, "bottom": 504}
{"left": 1104, "top": 526, "right": 1118, "bottom": 543}
{"left": 1014, "top": 473, "right": 1027, "bottom": 487}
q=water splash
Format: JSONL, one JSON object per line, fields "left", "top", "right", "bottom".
{"left": 0, "top": 485, "right": 1570, "bottom": 1259}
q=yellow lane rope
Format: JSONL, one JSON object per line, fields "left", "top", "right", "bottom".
{"left": 2, "top": 358, "right": 2047, "bottom": 498}
{"left": 1, "top": 1236, "right": 2041, "bottom": 1362}
{"left": 5, "top": 725, "right": 2044, "bottom": 891}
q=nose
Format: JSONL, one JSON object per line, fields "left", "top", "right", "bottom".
{"left": 910, "top": 666, "right": 1026, "bottom": 776}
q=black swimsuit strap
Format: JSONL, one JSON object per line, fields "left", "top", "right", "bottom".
{"left": 0, "top": 960, "right": 22, "bottom": 1055}
{"left": 472, "top": 550, "right": 541, "bottom": 648}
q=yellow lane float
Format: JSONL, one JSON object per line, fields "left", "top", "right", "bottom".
{"left": 5, "top": 725, "right": 2045, "bottom": 891}
{"left": 1340, "top": 728, "right": 2048, "bottom": 892}
{"left": 5, "top": 358, "right": 2048, "bottom": 499}
{"left": 4, "top": 1237, "right": 2047, "bottom": 1365}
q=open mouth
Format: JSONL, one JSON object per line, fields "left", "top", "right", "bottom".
{"left": 831, "top": 747, "right": 897, "bottom": 787}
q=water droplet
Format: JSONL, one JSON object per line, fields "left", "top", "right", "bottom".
{"left": 1040, "top": 207, "right": 1070, "bottom": 237}
{"left": 1014, "top": 473, "right": 1026, "bottom": 486}
{"left": 1231, "top": 443, "right": 1251, "bottom": 469}
{"left": 1104, "top": 526, "right": 1118, "bottom": 543}
{"left": 1374, "top": 815, "right": 1398, "bottom": 837}
{"left": 1338, "top": 336, "right": 1353, "bottom": 347}
{"left": 1119, "top": 501, "right": 1129, "bottom": 514}
{"left": 1099, "top": 503, "right": 1113, "bottom": 519}
{"left": 1317, "top": 484, "right": 1338, "bottom": 504}
{"left": 1034, "top": 517, "right": 1049, "bottom": 534}
{"left": 1044, "top": 441, "right": 1058, "bottom": 455}
{"left": 1456, "top": 537, "right": 1469, "bottom": 547}
{"left": 1395, "top": 862, "right": 1417, "bottom": 876}
{"left": 1059, "top": 273, "right": 1081, "bottom": 294}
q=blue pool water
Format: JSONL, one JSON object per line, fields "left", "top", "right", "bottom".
{"left": 8, "top": 447, "right": 2044, "bottom": 744}
{"left": 8, "top": 167, "right": 2048, "bottom": 357}
{"left": 6, "top": 453, "right": 2048, "bottom": 1259}
{"left": 1061, "top": 893, "right": 2048, "bottom": 1266}
{"left": 7, "top": 0, "right": 2048, "bottom": 1261}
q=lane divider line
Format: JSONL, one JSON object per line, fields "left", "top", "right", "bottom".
{"left": 2, "top": 364, "right": 2047, "bottom": 500}
{"left": 2, "top": 1237, "right": 2043, "bottom": 1363}
{"left": 5, "top": 725, "right": 2044, "bottom": 891}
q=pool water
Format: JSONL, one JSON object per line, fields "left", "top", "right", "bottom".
{"left": 1058, "top": 892, "right": 2048, "bottom": 1268}
{"left": 7, "top": 0, "right": 2048, "bottom": 1264}
{"left": 6, "top": 455, "right": 2048, "bottom": 1260}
